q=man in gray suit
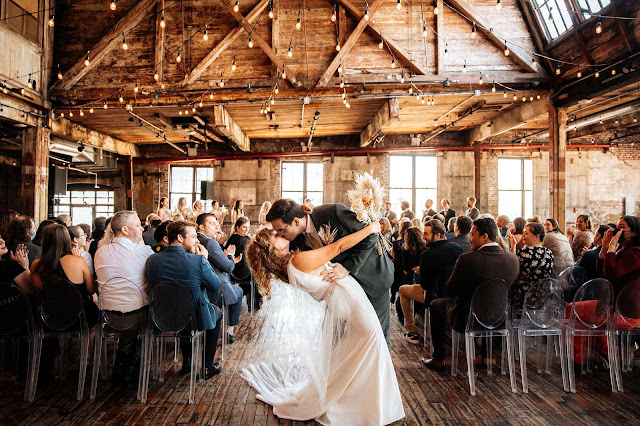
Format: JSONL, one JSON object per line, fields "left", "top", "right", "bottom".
{"left": 267, "top": 199, "right": 393, "bottom": 346}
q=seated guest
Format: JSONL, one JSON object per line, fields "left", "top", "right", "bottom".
{"left": 196, "top": 213, "right": 244, "bottom": 344}
{"left": 0, "top": 209, "right": 20, "bottom": 237}
{"left": 567, "top": 214, "right": 594, "bottom": 263}
{"left": 465, "top": 197, "right": 480, "bottom": 220}
{"left": 448, "top": 215, "right": 473, "bottom": 253}
{"left": 0, "top": 234, "right": 34, "bottom": 295}
{"left": 399, "top": 220, "right": 462, "bottom": 344}
{"left": 445, "top": 217, "right": 457, "bottom": 240}
{"left": 432, "top": 213, "right": 446, "bottom": 226}
{"left": 496, "top": 215, "right": 510, "bottom": 238}
{"left": 3, "top": 215, "right": 41, "bottom": 267}
{"left": 192, "top": 200, "right": 205, "bottom": 219}
{"left": 402, "top": 227, "right": 427, "bottom": 286}
{"left": 32, "top": 220, "right": 54, "bottom": 247}
{"left": 89, "top": 217, "right": 107, "bottom": 259}
{"left": 224, "top": 217, "right": 260, "bottom": 310}
{"left": 508, "top": 223, "right": 555, "bottom": 312}
{"left": 577, "top": 225, "right": 611, "bottom": 280}
{"left": 543, "top": 218, "right": 575, "bottom": 275}
{"left": 56, "top": 214, "right": 72, "bottom": 227}
{"left": 527, "top": 215, "right": 543, "bottom": 224}
{"left": 94, "top": 211, "right": 154, "bottom": 383}
{"left": 30, "top": 224, "right": 98, "bottom": 327}
{"left": 142, "top": 213, "right": 161, "bottom": 246}
{"left": 439, "top": 199, "right": 456, "bottom": 227}
{"left": 410, "top": 217, "right": 423, "bottom": 232}
{"left": 78, "top": 224, "right": 93, "bottom": 252}
{"left": 146, "top": 221, "right": 222, "bottom": 379}
{"left": 152, "top": 221, "right": 171, "bottom": 252}
{"left": 422, "top": 218, "right": 519, "bottom": 370}
{"left": 68, "top": 225, "right": 94, "bottom": 275}
{"left": 390, "top": 219, "right": 412, "bottom": 308}
{"left": 400, "top": 201, "right": 415, "bottom": 221}
{"left": 509, "top": 217, "right": 526, "bottom": 249}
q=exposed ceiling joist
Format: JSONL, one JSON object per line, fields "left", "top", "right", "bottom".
{"left": 50, "top": 117, "right": 140, "bottom": 157}
{"left": 469, "top": 97, "right": 547, "bottom": 142}
{"left": 50, "top": 0, "right": 158, "bottom": 92}
{"left": 212, "top": 105, "right": 250, "bottom": 151}
{"left": 360, "top": 97, "right": 399, "bottom": 147}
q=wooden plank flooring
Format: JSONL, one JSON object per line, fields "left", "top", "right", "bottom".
{"left": 2, "top": 297, "right": 640, "bottom": 425}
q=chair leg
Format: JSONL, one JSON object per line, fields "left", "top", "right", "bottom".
{"left": 140, "top": 332, "right": 152, "bottom": 403}
{"left": 465, "top": 333, "right": 476, "bottom": 396}
{"left": 500, "top": 336, "right": 507, "bottom": 376}
{"left": 189, "top": 334, "right": 199, "bottom": 404}
{"left": 174, "top": 337, "right": 178, "bottom": 363}
{"left": 27, "top": 332, "right": 43, "bottom": 402}
{"left": 221, "top": 307, "right": 226, "bottom": 362}
{"left": 506, "top": 330, "right": 517, "bottom": 394}
{"left": 536, "top": 336, "right": 543, "bottom": 374}
{"left": 519, "top": 331, "right": 528, "bottom": 393}
{"left": 559, "top": 332, "right": 569, "bottom": 392}
{"left": 90, "top": 326, "right": 103, "bottom": 399}
{"left": 77, "top": 332, "right": 89, "bottom": 400}
{"left": 566, "top": 330, "right": 576, "bottom": 393}
{"left": 586, "top": 336, "right": 593, "bottom": 373}
{"left": 545, "top": 335, "right": 553, "bottom": 374}
{"left": 607, "top": 331, "right": 621, "bottom": 393}
{"left": 487, "top": 333, "right": 493, "bottom": 376}
{"left": 451, "top": 331, "right": 459, "bottom": 377}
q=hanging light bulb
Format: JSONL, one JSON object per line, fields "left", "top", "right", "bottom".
{"left": 492, "top": 83, "right": 496, "bottom": 93}
{"left": 185, "top": 108, "right": 189, "bottom": 115}
{"left": 503, "top": 90, "right": 507, "bottom": 98}
{"left": 596, "top": 21, "right": 602, "bottom": 34}
{"left": 391, "top": 58, "right": 396, "bottom": 69}
{"left": 471, "top": 22, "right": 477, "bottom": 39}
{"left": 339, "top": 78, "right": 344, "bottom": 88}
{"left": 478, "top": 74, "right": 483, "bottom": 85}
{"left": 530, "top": 95, "right": 534, "bottom": 101}
{"left": 110, "top": 0, "right": 117, "bottom": 10}
{"left": 119, "top": 91, "right": 124, "bottom": 102}
{"left": 270, "top": 98, "right": 275, "bottom": 105}
{"left": 594, "top": 69, "right": 600, "bottom": 78}
{"left": 288, "top": 43, "right": 293, "bottom": 57}
{"left": 434, "top": 0, "right": 438, "bottom": 15}
{"left": 269, "top": 1, "right": 274, "bottom": 19}
{"left": 341, "top": 89, "right": 346, "bottom": 99}
{"left": 336, "top": 40, "right": 341, "bottom": 51}
{"left": 154, "top": 68, "right": 159, "bottom": 81}
{"left": 178, "top": 110, "right": 183, "bottom": 115}
{"left": 417, "top": 93, "right": 421, "bottom": 101}
{"left": 421, "top": 97, "right": 426, "bottom": 104}
{"left": 260, "top": 106, "right": 264, "bottom": 114}
{"left": 134, "top": 82, "right": 139, "bottom": 93}
{"left": 611, "top": 68, "right": 616, "bottom": 75}
{"left": 220, "top": 77, "right": 225, "bottom": 87}
{"left": 48, "top": 14, "right": 55, "bottom": 27}
{"left": 400, "top": 74, "right": 405, "bottom": 84}
{"left": 192, "top": 105, "right": 197, "bottom": 113}
{"left": 234, "top": 1, "right": 239, "bottom": 12}
{"left": 577, "top": 68, "right": 582, "bottom": 78}
{"left": 57, "top": 65, "right": 63, "bottom": 80}
{"left": 522, "top": 93, "right": 526, "bottom": 102}
{"left": 27, "top": 76, "right": 32, "bottom": 89}
{"left": 84, "top": 51, "right": 90, "bottom": 67}
{"left": 79, "top": 109, "right": 84, "bottom": 117}
{"left": 199, "top": 100, "right": 203, "bottom": 107}
{"left": 68, "top": 111, "right": 73, "bottom": 117}
{"left": 423, "top": 26, "right": 427, "bottom": 37}
{"left": 89, "top": 107, "right": 94, "bottom": 113}
{"left": 537, "top": 94, "right": 541, "bottom": 99}
{"left": 338, "top": 62, "right": 343, "bottom": 73}
{"left": 408, "top": 85, "right": 413, "bottom": 94}
{"left": 331, "top": 6, "right": 337, "bottom": 22}
{"left": 230, "top": 58, "right": 236, "bottom": 71}
{"left": 248, "top": 36, "right": 253, "bottom": 48}
{"left": 396, "top": 0, "right": 401, "bottom": 10}
{"left": 555, "top": 63, "right": 561, "bottom": 75}
{"left": 275, "top": 83, "right": 279, "bottom": 94}
{"left": 378, "top": 39, "right": 384, "bottom": 49}
{"left": 462, "top": 61, "right": 467, "bottom": 73}
{"left": 160, "top": 11, "right": 166, "bottom": 28}
{"left": 121, "top": 33, "right": 128, "bottom": 50}
{"left": 20, "top": 87, "right": 25, "bottom": 95}
{"left": 203, "top": 27, "right": 209, "bottom": 41}
{"left": 504, "top": 41, "right": 510, "bottom": 56}
{"left": 60, "top": 112, "right": 64, "bottom": 118}
{"left": 531, "top": 56, "right": 537, "bottom": 70}
{"left": 209, "top": 91, "right": 214, "bottom": 99}
{"left": 104, "top": 100, "right": 108, "bottom": 109}
{"left": 296, "top": 12, "right": 301, "bottom": 30}
{"left": 496, "top": 0, "right": 501, "bottom": 10}
{"left": 364, "top": 9, "right": 369, "bottom": 21}
{"left": 176, "top": 48, "right": 182, "bottom": 62}
{"left": 281, "top": 66, "right": 286, "bottom": 79}
{"left": 513, "top": 93, "right": 517, "bottom": 101}
{"left": 346, "top": 101, "right": 351, "bottom": 108}
{"left": 548, "top": 8, "right": 554, "bottom": 22}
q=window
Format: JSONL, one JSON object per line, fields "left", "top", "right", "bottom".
{"left": 531, "top": 0, "right": 574, "bottom": 40}
{"left": 169, "top": 166, "right": 214, "bottom": 211}
{"left": 54, "top": 190, "right": 115, "bottom": 225}
{"left": 575, "top": 0, "right": 610, "bottom": 19}
{"left": 388, "top": 155, "right": 437, "bottom": 215}
{"left": 498, "top": 158, "right": 533, "bottom": 220}
{"left": 1, "top": 0, "right": 42, "bottom": 44}
{"left": 281, "top": 162, "right": 323, "bottom": 205}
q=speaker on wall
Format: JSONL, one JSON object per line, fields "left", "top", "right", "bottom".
{"left": 201, "top": 180, "right": 214, "bottom": 200}
{"left": 53, "top": 167, "right": 68, "bottom": 195}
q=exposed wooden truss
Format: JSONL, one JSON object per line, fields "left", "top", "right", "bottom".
{"left": 360, "top": 98, "right": 399, "bottom": 147}
{"left": 212, "top": 105, "right": 250, "bottom": 151}
{"left": 469, "top": 97, "right": 548, "bottom": 142}
{"left": 50, "top": 0, "right": 158, "bottom": 92}
{"left": 50, "top": 117, "right": 140, "bottom": 156}
{"left": 182, "top": 0, "right": 269, "bottom": 85}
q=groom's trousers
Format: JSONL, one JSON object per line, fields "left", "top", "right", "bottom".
{"left": 369, "top": 291, "right": 391, "bottom": 348}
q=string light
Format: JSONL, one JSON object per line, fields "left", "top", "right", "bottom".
{"left": 378, "top": 39, "right": 384, "bottom": 49}
{"left": 176, "top": 48, "right": 182, "bottom": 62}
{"left": 462, "top": 61, "right": 467, "bottom": 73}
{"left": 296, "top": 11, "right": 301, "bottom": 29}
{"left": 364, "top": 9, "right": 369, "bottom": 21}
{"left": 496, "top": 0, "right": 501, "bottom": 10}
{"left": 288, "top": 43, "right": 293, "bottom": 57}
{"left": 339, "top": 78, "right": 344, "bottom": 88}
{"left": 121, "top": 33, "right": 128, "bottom": 50}
{"left": 60, "top": 112, "right": 64, "bottom": 118}
{"left": 232, "top": 58, "right": 237, "bottom": 71}
{"left": 529, "top": 95, "right": 534, "bottom": 102}
{"left": 110, "top": 0, "right": 116, "bottom": 11}
{"left": 594, "top": 69, "right": 600, "bottom": 78}
{"left": 20, "top": 87, "right": 25, "bottom": 95}
{"left": 408, "top": 85, "right": 413, "bottom": 94}
{"left": 338, "top": 62, "right": 343, "bottom": 73}
{"left": 504, "top": 41, "right": 510, "bottom": 56}
{"left": 275, "top": 83, "right": 279, "bottom": 94}
{"left": 48, "top": 14, "right": 55, "bottom": 27}
{"left": 199, "top": 100, "right": 203, "bottom": 107}
{"left": 209, "top": 91, "right": 214, "bottom": 99}
{"left": 346, "top": 101, "right": 351, "bottom": 108}
{"left": 536, "top": 94, "right": 541, "bottom": 99}
{"left": 248, "top": 36, "right": 253, "bottom": 48}
{"left": 391, "top": 58, "right": 396, "bottom": 68}
{"left": 79, "top": 109, "right": 84, "bottom": 116}
{"left": 103, "top": 100, "right": 108, "bottom": 109}
{"left": 522, "top": 93, "right": 526, "bottom": 102}
{"left": 68, "top": 111, "right": 73, "bottom": 117}
{"left": 503, "top": 90, "right": 507, "bottom": 98}
{"left": 185, "top": 108, "right": 189, "bottom": 115}
{"left": 492, "top": 83, "right": 496, "bottom": 93}
{"left": 269, "top": 0, "right": 274, "bottom": 18}
{"left": 433, "top": 0, "right": 438, "bottom": 15}
{"left": 192, "top": 105, "right": 197, "bottom": 113}
{"left": 27, "top": 76, "right": 32, "bottom": 89}
{"left": 471, "top": 22, "right": 477, "bottom": 39}
{"left": 531, "top": 56, "right": 537, "bottom": 70}
{"left": 270, "top": 98, "right": 275, "bottom": 105}
{"left": 57, "top": 65, "right": 63, "bottom": 80}
{"left": 555, "top": 63, "right": 561, "bottom": 75}
{"left": 513, "top": 93, "right": 517, "bottom": 101}
{"left": 281, "top": 66, "right": 286, "bottom": 79}
{"left": 234, "top": 1, "right": 239, "bottom": 12}
{"left": 336, "top": 40, "right": 341, "bottom": 51}
{"left": 203, "top": 26, "right": 209, "bottom": 41}
{"left": 400, "top": 74, "right": 405, "bottom": 84}
{"left": 84, "top": 51, "right": 90, "bottom": 67}
{"left": 577, "top": 68, "right": 582, "bottom": 78}
{"left": 611, "top": 68, "right": 616, "bottom": 75}
{"left": 331, "top": 5, "right": 337, "bottom": 22}
{"left": 478, "top": 74, "right": 483, "bottom": 85}
{"left": 396, "top": 0, "right": 401, "bottom": 10}
{"left": 119, "top": 91, "right": 124, "bottom": 102}
{"left": 154, "top": 68, "right": 159, "bottom": 80}
{"left": 596, "top": 21, "right": 602, "bottom": 34}
{"left": 423, "top": 26, "right": 427, "bottom": 37}
{"left": 160, "top": 11, "right": 166, "bottom": 28}
{"left": 219, "top": 77, "right": 225, "bottom": 87}
{"left": 178, "top": 110, "right": 183, "bottom": 115}
{"left": 89, "top": 107, "right": 94, "bottom": 113}
{"left": 548, "top": 8, "right": 554, "bottom": 22}
{"left": 134, "top": 82, "right": 139, "bottom": 93}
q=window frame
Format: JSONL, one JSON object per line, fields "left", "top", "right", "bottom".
{"left": 280, "top": 161, "right": 324, "bottom": 205}
{"left": 169, "top": 165, "right": 214, "bottom": 212}
{"left": 0, "top": 0, "right": 43, "bottom": 45}
{"left": 531, "top": 0, "right": 576, "bottom": 41}
{"left": 388, "top": 154, "right": 437, "bottom": 215}
{"left": 497, "top": 157, "right": 533, "bottom": 219}
{"left": 53, "top": 189, "right": 115, "bottom": 225}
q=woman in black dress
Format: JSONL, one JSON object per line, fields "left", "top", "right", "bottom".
{"left": 391, "top": 219, "right": 413, "bottom": 322}
{"left": 224, "top": 217, "right": 261, "bottom": 310}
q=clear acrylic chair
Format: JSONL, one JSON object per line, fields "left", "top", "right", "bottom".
{"left": 0, "top": 284, "right": 38, "bottom": 401}
{"left": 565, "top": 278, "right": 620, "bottom": 393}
{"left": 32, "top": 276, "right": 90, "bottom": 401}
{"left": 451, "top": 279, "right": 517, "bottom": 396}
{"left": 90, "top": 277, "right": 148, "bottom": 400}
{"left": 613, "top": 278, "right": 640, "bottom": 392}
{"left": 558, "top": 266, "right": 588, "bottom": 303}
{"left": 140, "top": 282, "right": 204, "bottom": 404}
{"left": 517, "top": 278, "right": 568, "bottom": 393}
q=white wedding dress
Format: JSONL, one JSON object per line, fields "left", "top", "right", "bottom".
{"left": 241, "top": 262, "right": 405, "bottom": 425}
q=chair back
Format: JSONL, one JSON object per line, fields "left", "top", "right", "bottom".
{"left": 98, "top": 277, "right": 146, "bottom": 331}
{"left": 615, "top": 278, "right": 640, "bottom": 330}
{"left": 0, "top": 284, "right": 33, "bottom": 336}
{"left": 558, "top": 265, "right": 587, "bottom": 288}
{"left": 38, "top": 275, "right": 84, "bottom": 331}
{"left": 521, "top": 278, "right": 564, "bottom": 329}
{"left": 569, "top": 278, "right": 613, "bottom": 330}
{"left": 467, "top": 279, "right": 510, "bottom": 331}
{"left": 150, "top": 282, "right": 194, "bottom": 332}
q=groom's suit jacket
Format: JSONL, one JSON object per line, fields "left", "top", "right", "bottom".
{"left": 291, "top": 203, "right": 393, "bottom": 301}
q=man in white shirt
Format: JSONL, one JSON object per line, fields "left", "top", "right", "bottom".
{"left": 94, "top": 210, "right": 154, "bottom": 384}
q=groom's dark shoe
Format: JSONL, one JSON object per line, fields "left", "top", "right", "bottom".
{"left": 421, "top": 357, "right": 446, "bottom": 371}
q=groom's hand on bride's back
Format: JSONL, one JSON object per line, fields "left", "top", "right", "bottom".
{"left": 320, "top": 262, "right": 350, "bottom": 283}
{"left": 302, "top": 202, "right": 314, "bottom": 215}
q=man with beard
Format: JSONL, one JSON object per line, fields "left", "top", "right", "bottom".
{"left": 397, "top": 219, "right": 463, "bottom": 344}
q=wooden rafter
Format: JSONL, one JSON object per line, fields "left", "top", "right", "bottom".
{"left": 182, "top": 0, "right": 269, "bottom": 85}
{"left": 212, "top": 105, "right": 250, "bottom": 151}
{"left": 50, "top": 0, "right": 158, "bottom": 92}
{"left": 335, "top": 0, "right": 429, "bottom": 78}
{"left": 436, "top": 0, "right": 444, "bottom": 75}
{"left": 469, "top": 97, "right": 548, "bottom": 142}
{"left": 447, "top": 0, "right": 538, "bottom": 73}
{"left": 317, "top": 0, "right": 387, "bottom": 88}
{"left": 360, "top": 98, "right": 399, "bottom": 147}
{"left": 515, "top": 0, "right": 555, "bottom": 77}
{"left": 50, "top": 118, "right": 140, "bottom": 157}
{"left": 154, "top": 0, "right": 165, "bottom": 82}
{"left": 225, "top": 1, "right": 301, "bottom": 87}
{"left": 611, "top": 5, "right": 637, "bottom": 53}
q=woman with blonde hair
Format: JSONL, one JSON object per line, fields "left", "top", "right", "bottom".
{"left": 242, "top": 222, "right": 404, "bottom": 425}
{"left": 379, "top": 217, "right": 392, "bottom": 243}
{"left": 192, "top": 200, "right": 205, "bottom": 218}
{"left": 258, "top": 201, "right": 272, "bottom": 231}
{"left": 410, "top": 217, "right": 423, "bottom": 232}
{"left": 173, "top": 197, "right": 193, "bottom": 221}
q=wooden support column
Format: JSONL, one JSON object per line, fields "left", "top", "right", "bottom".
{"left": 474, "top": 140, "right": 481, "bottom": 203}
{"left": 124, "top": 155, "right": 134, "bottom": 210}
{"left": 21, "top": 122, "right": 49, "bottom": 223}
{"left": 548, "top": 102, "right": 567, "bottom": 229}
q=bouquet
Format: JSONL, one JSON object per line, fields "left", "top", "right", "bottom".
{"left": 346, "top": 172, "right": 391, "bottom": 255}
{"left": 219, "top": 205, "right": 229, "bottom": 219}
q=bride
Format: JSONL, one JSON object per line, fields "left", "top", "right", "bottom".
{"left": 244, "top": 221, "right": 405, "bottom": 425}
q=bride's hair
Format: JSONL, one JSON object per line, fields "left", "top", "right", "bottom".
{"left": 245, "top": 228, "right": 295, "bottom": 298}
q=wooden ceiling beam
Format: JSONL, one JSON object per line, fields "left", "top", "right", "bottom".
{"left": 447, "top": 0, "right": 538, "bottom": 73}
{"left": 212, "top": 105, "right": 250, "bottom": 151}
{"left": 336, "top": 0, "right": 430, "bottom": 77}
{"left": 225, "top": 1, "right": 301, "bottom": 88}
{"left": 469, "top": 97, "right": 548, "bottom": 142}
{"left": 183, "top": 0, "right": 269, "bottom": 85}
{"left": 154, "top": 0, "right": 165, "bottom": 82}
{"left": 360, "top": 97, "right": 399, "bottom": 147}
{"left": 50, "top": 117, "right": 140, "bottom": 157}
{"left": 611, "top": 5, "right": 637, "bottom": 53}
{"left": 317, "top": 0, "right": 387, "bottom": 88}
{"left": 50, "top": 0, "right": 158, "bottom": 92}
{"left": 515, "top": 0, "right": 556, "bottom": 78}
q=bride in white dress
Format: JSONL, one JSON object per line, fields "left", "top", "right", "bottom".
{"left": 244, "top": 222, "right": 405, "bottom": 426}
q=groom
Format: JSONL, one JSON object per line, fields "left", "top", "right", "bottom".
{"left": 267, "top": 199, "right": 393, "bottom": 346}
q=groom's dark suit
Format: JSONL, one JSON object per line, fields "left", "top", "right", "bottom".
{"left": 291, "top": 203, "right": 393, "bottom": 345}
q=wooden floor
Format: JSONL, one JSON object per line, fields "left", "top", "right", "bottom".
{"left": 2, "top": 296, "right": 640, "bottom": 426}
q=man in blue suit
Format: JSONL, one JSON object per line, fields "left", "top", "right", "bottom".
{"left": 146, "top": 221, "right": 223, "bottom": 379}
